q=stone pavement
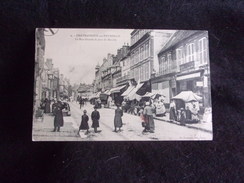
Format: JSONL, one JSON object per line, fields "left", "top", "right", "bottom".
{"left": 32, "top": 113, "right": 81, "bottom": 141}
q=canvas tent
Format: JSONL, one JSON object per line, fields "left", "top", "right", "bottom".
{"left": 172, "top": 91, "right": 202, "bottom": 102}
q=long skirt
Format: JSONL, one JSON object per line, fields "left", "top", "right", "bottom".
{"left": 114, "top": 116, "right": 123, "bottom": 128}
{"left": 145, "top": 115, "right": 155, "bottom": 131}
{"left": 79, "top": 121, "right": 89, "bottom": 130}
{"left": 169, "top": 107, "right": 177, "bottom": 121}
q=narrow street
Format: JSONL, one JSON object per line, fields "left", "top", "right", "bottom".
{"left": 69, "top": 102, "right": 212, "bottom": 141}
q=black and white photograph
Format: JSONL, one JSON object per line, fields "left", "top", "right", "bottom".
{"left": 33, "top": 28, "right": 212, "bottom": 141}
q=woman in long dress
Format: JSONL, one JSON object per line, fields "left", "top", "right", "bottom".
{"left": 114, "top": 105, "right": 123, "bottom": 132}
{"left": 143, "top": 102, "right": 155, "bottom": 133}
{"left": 169, "top": 100, "right": 177, "bottom": 121}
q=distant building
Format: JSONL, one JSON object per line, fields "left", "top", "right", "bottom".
{"left": 94, "top": 63, "right": 102, "bottom": 92}
{"left": 154, "top": 30, "right": 210, "bottom": 107}
{"left": 101, "top": 54, "right": 113, "bottom": 91}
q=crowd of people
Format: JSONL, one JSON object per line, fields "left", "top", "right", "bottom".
{"left": 38, "top": 94, "right": 202, "bottom": 136}
{"left": 169, "top": 100, "right": 200, "bottom": 125}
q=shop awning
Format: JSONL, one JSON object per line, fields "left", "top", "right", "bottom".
{"left": 121, "top": 85, "right": 135, "bottom": 96}
{"left": 95, "top": 92, "right": 101, "bottom": 98}
{"left": 172, "top": 91, "right": 202, "bottom": 102}
{"left": 110, "top": 85, "right": 126, "bottom": 94}
{"left": 142, "top": 92, "right": 155, "bottom": 98}
{"left": 103, "top": 90, "right": 111, "bottom": 95}
{"left": 126, "top": 83, "right": 144, "bottom": 101}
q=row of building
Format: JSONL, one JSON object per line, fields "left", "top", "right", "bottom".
{"left": 35, "top": 29, "right": 72, "bottom": 112}
{"left": 93, "top": 29, "right": 211, "bottom": 108}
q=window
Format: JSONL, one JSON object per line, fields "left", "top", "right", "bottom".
{"left": 131, "top": 52, "right": 134, "bottom": 66}
{"left": 176, "top": 47, "right": 184, "bottom": 65}
{"left": 135, "top": 68, "right": 139, "bottom": 81}
{"left": 186, "top": 43, "right": 195, "bottom": 62}
{"left": 141, "top": 64, "right": 145, "bottom": 81}
{"left": 145, "top": 42, "right": 149, "bottom": 58}
{"left": 168, "top": 53, "right": 172, "bottom": 72}
{"left": 136, "top": 49, "right": 139, "bottom": 63}
{"left": 140, "top": 46, "right": 144, "bottom": 61}
{"left": 199, "top": 37, "right": 207, "bottom": 64}
{"left": 159, "top": 58, "right": 162, "bottom": 74}
{"left": 145, "top": 62, "right": 149, "bottom": 80}
{"left": 161, "top": 57, "right": 166, "bottom": 74}
{"left": 140, "top": 65, "right": 143, "bottom": 81}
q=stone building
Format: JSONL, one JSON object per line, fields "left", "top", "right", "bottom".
{"left": 129, "top": 29, "right": 172, "bottom": 84}
{"left": 154, "top": 30, "right": 211, "bottom": 107}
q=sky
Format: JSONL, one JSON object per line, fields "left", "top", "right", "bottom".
{"left": 44, "top": 28, "right": 132, "bottom": 85}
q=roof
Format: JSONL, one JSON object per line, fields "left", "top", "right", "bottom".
{"left": 158, "top": 30, "right": 200, "bottom": 56}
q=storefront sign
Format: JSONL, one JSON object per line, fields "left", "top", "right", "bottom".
{"left": 180, "top": 61, "right": 195, "bottom": 72}
{"left": 176, "top": 72, "right": 201, "bottom": 81}
{"left": 196, "top": 81, "right": 203, "bottom": 87}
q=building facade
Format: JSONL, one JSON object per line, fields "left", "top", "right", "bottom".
{"left": 129, "top": 29, "right": 172, "bottom": 84}
{"left": 34, "top": 28, "right": 45, "bottom": 111}
{"left": 154, "top": 30, "right": 210, "bottom": 107}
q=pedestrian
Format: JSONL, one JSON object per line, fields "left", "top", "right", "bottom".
{"left": 143, "top": 102, "right": 155, "bottom": 133}
{"left": 114, "top": 104, "right": 123, "bottom": 132}
{"left": 78, "top": 110, "right": 89, "bottom": 135}
{"left": 79, "top": 97, "right": 83, "bottom": 109}
{"left": 185, "top": 106, "right": 192, "bottom": 123}
{"left": 191, "top": 104, "right": 199, "bottom": 123}
{"left": 179, "top": 108, "right": 186, "bottom": 126}
{"left": 44, "top": 98, "right": 51, "bottom": 113}
{"left": 91, "top": 106, "right": 100, "bottom": 133}
{"left": 51, "top": 99, "right": 58, "bottom": 115}
{"left": 53, "top": 101, "right": 64, "bottom": 132}
{"left": 169, "top": 100, "right": 177, "bottom": 121}
{"left": 140, "top": 107, "right": 149, "bottom": 132}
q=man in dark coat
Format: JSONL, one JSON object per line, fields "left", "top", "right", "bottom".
{"left": 53, "top": 101, "right": 64, "bottom": 132}
{"left": 114, "top": 105, "right": 123, "bottom": 132}
{"left": 78, "top": 110, "right": 89, "bottom": 135}
{"left": 91, "top": 107, "right": 100, "bottom": 133}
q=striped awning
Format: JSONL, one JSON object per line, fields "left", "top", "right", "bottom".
{"left": 121, "top": 85, "right": 135, "bottom": 96}
{"left": 110, "top": 85, "right": 126, "bottom": 94}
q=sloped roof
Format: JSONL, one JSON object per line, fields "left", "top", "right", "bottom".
{"left": 158, "top": 30, "right": 200, "bottom": 55}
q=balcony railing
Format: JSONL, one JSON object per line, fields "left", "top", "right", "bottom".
{"left": 157, "top": 64, "right": 178, "bottom": 76}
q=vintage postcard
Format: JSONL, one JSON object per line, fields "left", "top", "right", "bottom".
{"left": 33, "top": 28, "right": 212, "bottom": 141}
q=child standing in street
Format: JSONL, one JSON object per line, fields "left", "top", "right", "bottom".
{"left": 78, "top": 110, "right": 89, "bottom": 135}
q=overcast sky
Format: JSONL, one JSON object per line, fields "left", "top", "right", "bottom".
{"left": 44, "top": 28, "right": 132, "bottom": 85}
